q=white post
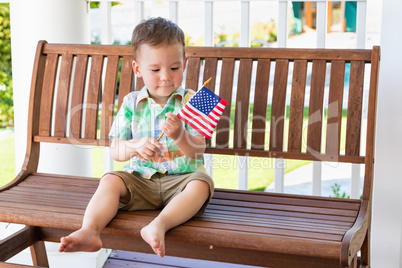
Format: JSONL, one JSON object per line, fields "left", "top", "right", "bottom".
{"left": 101, "top": 1, "right": 114, "bottom": 173}
{"left": 237, "top": 0, "right": 250, "bottom": 190}
{"left": 204, "top": 1, "right": 213, "bottom": 46}
{"left": 372, "top": 0, "right": 402, "bottom": 266}
{"left": 169, "top": 1, "right": 178, "bottom": 23}
{"left": 134, "top": 1, "right": 144, "bottom": 25}
{"left": 10, "top": 0, "right": 92, "bottom": 177}
{"left": 356, "top": 1, "right": 367, "bottom": 49}
{"left": 238, "top": 156, "right": 248, "bottom": 190}
{"left": 274, "top": 1, "right": 287, "bottom": 193}
{"left": 350, "top": 164, "right": 360, "bottom": 199}
{"left": 240, "top": 1, "right": 250, "bottom": 47}
{"left": 312, "top": 162, "right": 322, "bottom": 195}
{"left": 101, "top": 1, "right": 112, "bottom": 44}
{"left": 277, "top": 1, "right": 288, "bottom": 48}
{"left": 316, "top": 1, "right": 327, "bottom": 48}
{"left": 274, "top": 158, "right": 284, "bottom": 193}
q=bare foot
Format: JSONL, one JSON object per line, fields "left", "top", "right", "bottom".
{"left": 141, "top": 222, "right": 165, "bottom": 258}
{"left": 58, "top": 228, "right": 102, "bottom": 253}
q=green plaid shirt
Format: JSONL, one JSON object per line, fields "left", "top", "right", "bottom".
{"left": 109, "top": 86, "right": 204, "bottom": 179}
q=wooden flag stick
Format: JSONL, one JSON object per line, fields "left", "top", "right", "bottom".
{"left": 157, "top": 77, "right": 212, "bottom": 141}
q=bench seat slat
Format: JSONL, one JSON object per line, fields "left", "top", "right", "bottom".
{"left": 206, "top": 204, "right": 356, "bottom": 223}
{"left": 212, "top": 190, "right": 361, "bottom": 210}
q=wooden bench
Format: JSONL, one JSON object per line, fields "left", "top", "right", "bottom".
{"left": 0, "top": 41, "right": 380, "bottom": 268}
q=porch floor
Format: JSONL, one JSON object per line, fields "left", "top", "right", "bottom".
{"left": 103, "top": 250, "right": 262, "bottom": 268}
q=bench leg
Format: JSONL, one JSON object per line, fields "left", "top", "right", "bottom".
{"left": 360, "top": 232, "right": 370, "bottom": 267}
{"left": 30, "top": 241, "right": 49, "bottom": 267}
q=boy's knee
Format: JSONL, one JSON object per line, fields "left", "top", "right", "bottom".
{"left": 186, "top": 179, "right": 211, "bottom": 196}
{"left": 100, "top": 174, "right": 125, "bottom": 188}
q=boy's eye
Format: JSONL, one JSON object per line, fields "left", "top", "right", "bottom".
{"left": 151, "top": 69, "right": 160, "bottom": 72}
{"left": 171, "top": 67, "right": 180, "bottom": 71}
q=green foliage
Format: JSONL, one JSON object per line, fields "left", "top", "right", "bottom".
{"left": 90, "top": 2, "right": 121, "bottom": 9}
{"left": 250, "top": 20, "right": 277, "bottom": 47}
{"left": 0, "top": 3, "right": 13, "bottom": 127}
{"left": 330, "top": 183, "right": 349, "bottom": 198}
{"left": 0, "top": 134, "right": 15, "bottom": 187}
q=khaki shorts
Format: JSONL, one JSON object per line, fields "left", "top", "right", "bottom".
{"left": 104, "top": 169, "right": 214, "bottom": 216}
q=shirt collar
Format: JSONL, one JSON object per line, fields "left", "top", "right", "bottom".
{"left": 135, "top": 86, "right": 185, "bottom": 108}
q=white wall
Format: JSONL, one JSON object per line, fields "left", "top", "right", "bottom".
{"left": 371, "top": 0, "right": 402, "bottom": 267}
{"left": 10, "top": 0, "right": 92, "bottom": 176}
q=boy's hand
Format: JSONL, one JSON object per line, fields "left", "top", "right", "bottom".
{"left": 132, "top": 137, "right": 163, "bottom": 160}
{"left": 161, "top": 112, "right": 184, "bottom": 141}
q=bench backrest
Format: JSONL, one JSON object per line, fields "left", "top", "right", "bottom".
{"left": 25, "top": 41, "right": 380, "bottom": 201}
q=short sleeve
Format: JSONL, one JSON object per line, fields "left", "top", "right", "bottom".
{"left": 109, "top": 97, "right": 133, "bottom": 141}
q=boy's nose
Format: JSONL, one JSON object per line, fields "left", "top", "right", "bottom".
{"left": 160, "top": 70, "right": 172, "bottom": 81}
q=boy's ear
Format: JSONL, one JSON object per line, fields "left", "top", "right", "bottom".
{"left": 132, "top": 60, "right": 142, "bottom": 77}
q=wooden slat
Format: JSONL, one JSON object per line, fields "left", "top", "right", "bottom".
{"left": 202, "top": 58, "right": 218, "bottom": 92}
{"left": 84, "top": 55, "right": 104, "bottom": 139}
{"left": 345, "top": 61, "right": 365, "bottom": 157}
{"left": 185, "top": 57, "right": 201, "bottom": 91}
{"left": 326, "top": 61, "right": 346, "bottom": 156}
{"left": 269, "top": 60, "right": 289, "bottom": 152}
{"left": 54, "top": 53, "right": 73, "bottom": 137}
{"left": 118, "top": 56, "right": 133, "bottom": 110}
{"left": 202, "top": 58, "right": 218, "bottom": 147}
{"left": 233, "top": 59, "right": 252, "bottom": 149}
{"left": 100, "top": 55, "right": 120, "bottom": 140}
{"left": 288, "top": 60, "right": 307, "bottom": 153}
{"left": 307, "top": 60, "right": 326, "bottom": 154}
{"left": 38, "top": 53, "right": 58, "bottom": 137}
{"left": 251, "top": 59, "right": 270, "bottom": 150}
{"left": 185, "top": 46, "right": 373, "bottom": 62}
{"left": 69, "top": 54, "right": 88, "bottom": 139}
{"left": 215, "top": 58, "right": 235, "bottom": 148}
{"left": 43, "top": 43, "right": 372, "bottom": 62}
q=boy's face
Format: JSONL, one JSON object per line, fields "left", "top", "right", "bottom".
{"left": 132, "top": 42, "right": 187, "bottom": 105}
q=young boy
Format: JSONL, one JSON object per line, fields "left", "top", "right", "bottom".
{"left": 58, "top": 17, "right": 214, "bottom": 258}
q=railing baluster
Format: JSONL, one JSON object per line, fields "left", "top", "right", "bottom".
{"left": 356, "top": 1, "right": 367, "bottom": 48}
{"left": 277, "top": 1, "right": 288, "bottom": 48}
{"left": 169, "top": 1, "right": 178, "bottom": 23}
{"left": 240, "top": 1, "right": 250, "bottom": 47}
{"left": 204, "top": 1, "right": 214, "bottom": 46}
{"left": 101, "top": 2, "right": 112, "bottom": 44}
{"left": 316, "top": 1, "right": 327, "bottom": 48}
{"left": 134, "top": 1, "right": 144, "bottom": 25}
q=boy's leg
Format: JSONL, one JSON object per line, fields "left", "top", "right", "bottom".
{"left": 141, "top": 179, "right": 210, "bottom": 258}
{"left": 58, "top": 174, "right": 130, "bottom": 252}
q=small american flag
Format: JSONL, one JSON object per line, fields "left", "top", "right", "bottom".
{"left": 178, "top": 85, "right": 227, "bottom": 139}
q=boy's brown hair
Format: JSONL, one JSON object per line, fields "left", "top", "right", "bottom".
{"left": 131, "top": 17, "right": 186, "bottom": 60}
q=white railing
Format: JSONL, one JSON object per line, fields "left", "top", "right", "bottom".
{"left": 93, "top": 0, "right": 367, "bottom": 198}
